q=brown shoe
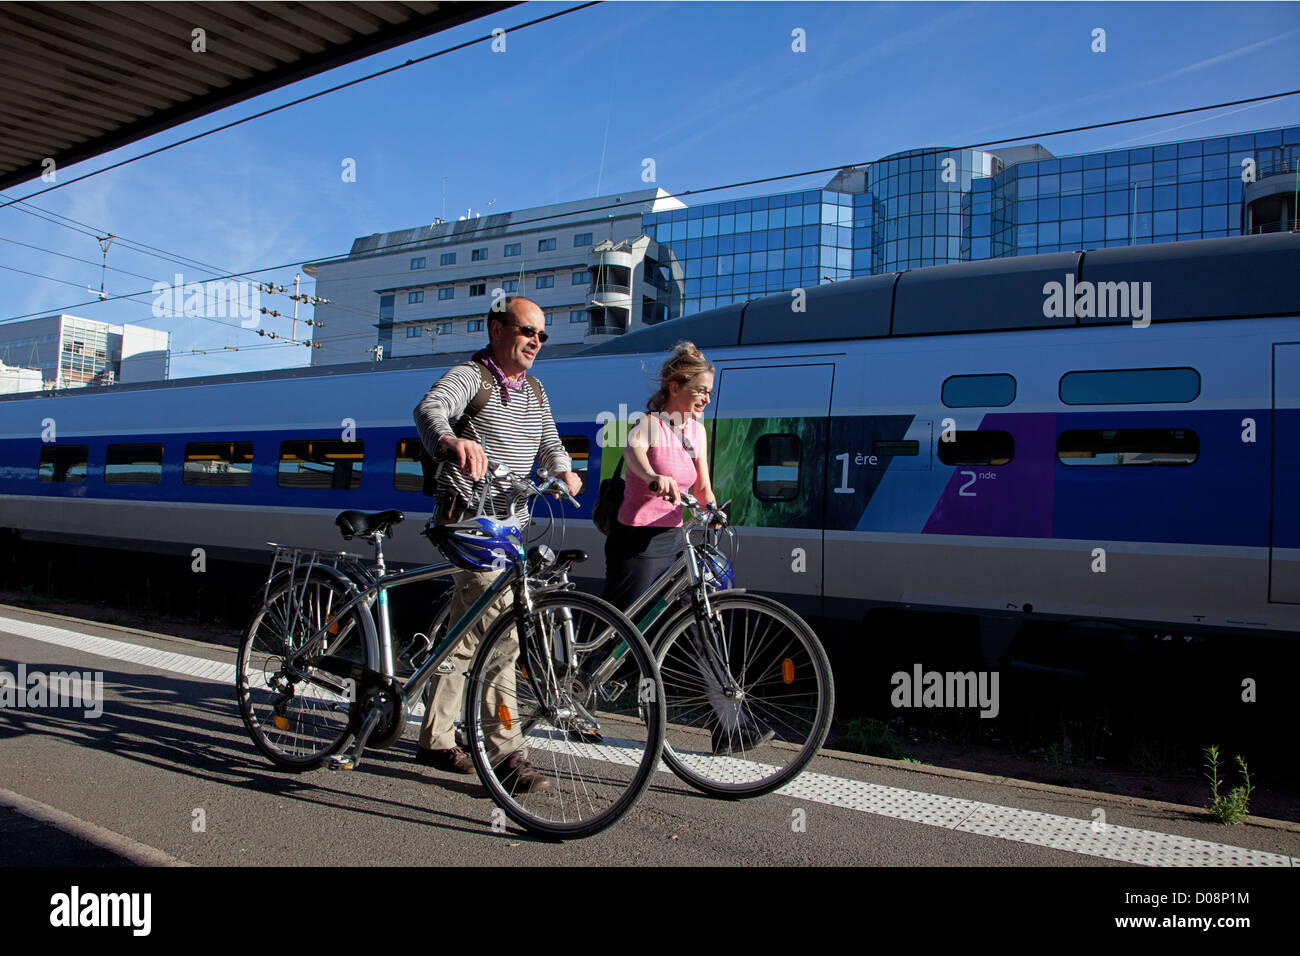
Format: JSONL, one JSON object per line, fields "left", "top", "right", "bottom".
{"left": 494, "top": 750, "right": 552, "bottom": 793}
{"left": 416, "top": 746, "right": 474, "bottom": 774}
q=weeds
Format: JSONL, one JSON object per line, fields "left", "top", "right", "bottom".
{"left": 841, "top": 717, "right": 903, "bottom": 759}
{"left": 1204, "top": 745, "right": 1253, "bottom": 825}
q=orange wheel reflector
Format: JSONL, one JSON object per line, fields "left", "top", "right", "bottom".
{"left": 520, "top": 666, "right": 528, "bottom": 679}
{"left": 782, "top": 658, "right": 795, "bottom": 684}
{"left": 273, "top": 716, "right": 290, "bottom": 730}
{"left": 327, "top": 619, "right": 339, "bottom": 635}
{"left": 498, "top": 703, "right": 513, "bottom": 730}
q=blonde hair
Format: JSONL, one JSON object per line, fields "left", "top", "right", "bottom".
{"left": 647, "top": 340, "right": 714, "bottom": 412}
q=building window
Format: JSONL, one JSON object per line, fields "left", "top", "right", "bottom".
{"left": 754, "top": 434, "right": 801, "bottom": 501}
{"left": 436, "top": 321, "right": 452, "bottom": 334}
{"left": 538, "top": 238, "right": 556, "bottom": 252}
{"left": 574, "top": 233, "right": 593, "bottom": 247}
{"left": 105, "top": 444, "right": 163, "bottom": 485}
{"left": 545, "top": 312, "right": 554, "bottom": 325}
{"left": 410, "top": 257, "right": 426, "bottom": 269}
{"left": 438, "top": 287, "right": 455, "bottom": 300}
{"left": 467, "top": 319, "right": 485, "bottom": 332}
{"left": 535, "top": 275, "right": 554, "bottom": 289}
{"left": 472, "top": 248, "right": 488, "bottom": 261}
{"left": 504, "top": 243, "right": 521, "bottom": 257}
{"left": 440, "top": 252, "right": 456, "bottom": 266}
{"left": 942, "top": 374, "right": 1016, "bottom": 408}
{"left": 277, "top": 440, "right": 364, "bottom": 490}
{"left": 501, "top": 279, "right": 518, "bottom": 293}
{"left": 937, "top": 431, "right": 1014, "bottom": 466}
{"left": 1057, "top": 428, "right": 1198, "bottom": 466}
{"left": 469, "top": 283, "right": 486, "bottom": 297}
{"left": 407, "top": 326, "right": 422, "bottom": 338}
{"left": 38, "top": 445, "right": 88, "bottom": 483}
{"left": 183, "top": 442, "right": 253, "bottom": 487}
{"left": 571, "top": 270, "right": 590, "bottom": 285}
{"left": 570, "top": 310, "right": 586, "bottom": 323}
{"left": 408, "top": 291, "right": 424, "bottom": 304}
{"left": 1059, "top": 368, "right": 1201, "bottom": 405}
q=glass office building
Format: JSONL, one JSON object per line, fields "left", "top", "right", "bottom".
{"left": 644, "top": 124, "right": 1300, "bottom": 318}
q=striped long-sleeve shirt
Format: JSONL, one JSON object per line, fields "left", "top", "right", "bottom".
{"left": 414, "top": 362, "right": 571, "bottom": 522}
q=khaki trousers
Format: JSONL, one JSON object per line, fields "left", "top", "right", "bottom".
{"left": 417, "top": 568, "right": 523, "bottom": 760}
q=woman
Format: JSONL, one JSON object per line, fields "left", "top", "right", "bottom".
{"left": 602, "top": 340, "right": 719, "bottom": 612}
{"left": 601, "top": 343, "right": 770, "bottom": 755}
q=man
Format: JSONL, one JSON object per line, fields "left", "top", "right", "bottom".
{"left": 413, "top": 296, "right": 581, "bottom": 792}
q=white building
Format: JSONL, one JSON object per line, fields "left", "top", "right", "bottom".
{"left": 303, "top": 189, "right": 686, "bottom": 365}
{"left": 0, "top": 314, "right": 170, "bottom": 390}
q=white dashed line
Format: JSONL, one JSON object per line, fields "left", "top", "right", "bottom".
{"left": 0, "top": 613, "right": 1293, "bottom": 867}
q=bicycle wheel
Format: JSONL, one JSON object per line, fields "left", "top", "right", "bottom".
{"left": 465, "top": 590, "right": 665, "bottom": 839}
{"left": 236, "top": 569, "right": 370, "bottom": 770}
{"left": 656, "top": 592, "right": 833, "bottom": 798}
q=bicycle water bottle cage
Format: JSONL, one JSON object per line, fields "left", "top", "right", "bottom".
{"left": 336, "top": 510, "right": 405, "bottom": 541}
{"left": 422, "top": 515, "right": 523, "bottom": 572}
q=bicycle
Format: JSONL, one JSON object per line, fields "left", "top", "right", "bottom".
{"left": 536, "top": 491, "right": 834, "bottom": 798}
{"left": 234, "top": 460, "right": 665, "bottom": 839}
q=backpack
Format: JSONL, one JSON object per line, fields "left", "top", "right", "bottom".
{"left": 419, "top": 358, "right": 543, "bottom": 496}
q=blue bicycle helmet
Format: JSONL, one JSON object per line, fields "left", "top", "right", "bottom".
{"left": 696, "top": 542, "right": 735, "bottom": 590}
{"left": 424, "top": 516, "right": 524, "bottom": 572}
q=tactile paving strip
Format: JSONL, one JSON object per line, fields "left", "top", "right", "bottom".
{"left": 3, "top": 614, "right": 1294, "bottom": 866}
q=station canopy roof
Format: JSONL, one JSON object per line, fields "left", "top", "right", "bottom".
{"left": 0, "top": 1, "right": 516, "bottom": 191}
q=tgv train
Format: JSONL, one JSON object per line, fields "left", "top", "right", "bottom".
{"left": 2, "top": 234, "right": 1298, "bottom": 653}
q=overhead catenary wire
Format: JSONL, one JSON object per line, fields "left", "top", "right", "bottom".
{"left": 2, "top": 87, "right": 1297, "bottom": 333}
{"left": 0, "top": 2, "right": 603, "bottom": 211}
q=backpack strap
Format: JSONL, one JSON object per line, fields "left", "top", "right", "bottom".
{"left": 455, "top": 358, "right": 544, "bottom": 433}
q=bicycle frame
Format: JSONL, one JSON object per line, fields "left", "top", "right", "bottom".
{"left": 265, "top": 535, "right": 536, "bottom": 759}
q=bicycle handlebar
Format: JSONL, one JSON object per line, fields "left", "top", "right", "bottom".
{"left": 486, "top": 458, "right": 579, "bottom": 509}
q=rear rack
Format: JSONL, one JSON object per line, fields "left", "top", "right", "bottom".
{"left": 261, "top": 542, "right": 375, "bottom": 602}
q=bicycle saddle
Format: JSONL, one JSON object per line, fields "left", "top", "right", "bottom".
{"left": 335, "top": 509, "right": 405, "bottom": 540}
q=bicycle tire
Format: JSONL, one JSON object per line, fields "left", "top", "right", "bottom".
{"left": 236, "top": 568, "right": 370, "bottom": 770}
{"left": 655, "top": 591, "right": 833, "bottom": 798}
{"left": 464, "top": 590, "right": 665, "bottom": 838}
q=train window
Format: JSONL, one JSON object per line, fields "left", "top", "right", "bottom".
{"left": 184, "top": 442, "right": 254, "bottom": 486}
{"left": 38, "top": 445, "right": 88, "bottom": 483}
{"left": 560, "top": 436, "right": 590, "bottom": 493}
{"left": 394, "top": 438, "right": 426, "bottom": 493}
{"left": 937, "top": 431, "right": 1014, "bottom": 466}
{"left": 872, "top": 440, "right": 920, "bottom": 456}
{"left": 1057, "top": 428, "right": 1198, "bottom": 466}
{"left": 754, "top": 434, "right": 801, "bottom": 501}
{"left": 105, "top": 444, "right": 162, "bottom": 485}
{"left": 1059, "top": 367, "right": 1200, "bottom": 405}
{"left": 277, "top": 440, "right": 364, "bottom": 489}
{"left": 942, "top": 374, "right": 1016, "bottom": 408}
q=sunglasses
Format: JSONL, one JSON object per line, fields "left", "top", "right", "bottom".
{"left": 500, "top": 321, "right": 548, "bottom": 343}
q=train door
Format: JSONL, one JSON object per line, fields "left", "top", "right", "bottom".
{"left": 1271, "top": 343, "right": 1300, "bottom": 603}
{"left": 707, "top": 363, "right": 834, "bottom": 617}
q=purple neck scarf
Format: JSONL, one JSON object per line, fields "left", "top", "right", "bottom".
{"left": 475, "top": 348, "right": 525, "bottom": 404}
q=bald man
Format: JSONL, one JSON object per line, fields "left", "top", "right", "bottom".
{"left": 413, "top": 296, "right": 581, "bottom": 792}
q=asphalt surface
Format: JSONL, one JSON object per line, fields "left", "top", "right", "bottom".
{"left": 1, "top": 604, "right": 1298, "bottom": 868}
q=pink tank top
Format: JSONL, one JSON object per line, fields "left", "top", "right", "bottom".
{"left": 618, "top": 416, "right": 704, "bottom": 528}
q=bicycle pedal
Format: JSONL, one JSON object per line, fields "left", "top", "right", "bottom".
{"left": 325, "top": 755, "right": 355, "bottom": 771}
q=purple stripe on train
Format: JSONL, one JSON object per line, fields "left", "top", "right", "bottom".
{"left": 922, "top": 414, "right": 1057, "bottom": 538}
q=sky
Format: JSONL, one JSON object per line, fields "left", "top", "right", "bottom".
{"left": 1, "top": 0, "right": 1297, "bottom": 379}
